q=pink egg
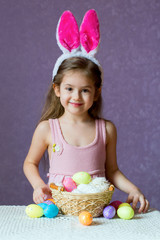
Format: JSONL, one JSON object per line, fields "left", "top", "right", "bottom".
{"left": 63, "top": 178, "right": 77, "bottom": 192}
{"left": 109, "top": 200, "right": 122, "bottom": 210}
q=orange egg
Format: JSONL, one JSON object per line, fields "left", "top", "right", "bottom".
{"left": 79, "top": 211, "right": 93, "bottom": 226}
{"left": 109, "top": 185, "right": 114, "bottom": 191}
{"left": 47, "top": 199, "right": 55, "bottom": 204}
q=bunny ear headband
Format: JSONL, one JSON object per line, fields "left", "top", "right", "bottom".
{"left": 52, "top": 9, "right": 102, "bottom": 81}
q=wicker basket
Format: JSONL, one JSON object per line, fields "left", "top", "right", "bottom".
{"left": 50, "top": 184, "right": 114, "bottom": 217}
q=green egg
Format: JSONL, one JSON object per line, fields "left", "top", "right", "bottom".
{"left": 118, "top": 203, "right": 131, "bottom": 209}
{"left": 72, "top": 172, "right": 91, "bottom": 184}
{"left": 117, "top": 206, "right": 134, "bottom": 220}
{"left": 25, "top": 204, "right": 43, "bottom": 218}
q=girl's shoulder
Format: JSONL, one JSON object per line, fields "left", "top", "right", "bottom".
{"left": 100, "top": 118, "right": 117, "bottom": 142}
{"left": 34, "top": 120, "right": 51, "bottom": 142}
{"left": 36, "top": 120, "right": 50, "bottom": 132}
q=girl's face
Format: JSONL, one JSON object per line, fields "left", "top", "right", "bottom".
{"left": 54, "top": 70, "right": 97, "bottom": 117}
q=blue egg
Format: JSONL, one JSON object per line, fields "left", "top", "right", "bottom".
{"left": 44, "top": 204, "right": 59, "bottom": 218}
{"left": 37, "top": 203, "right": 48, "bottom": 211}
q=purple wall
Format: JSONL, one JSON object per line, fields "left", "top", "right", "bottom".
{"left": 0, "top": 0, "right": 159, "bottom": 210}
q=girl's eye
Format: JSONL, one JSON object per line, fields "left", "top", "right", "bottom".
{"left": 66, "top": 87, "right": 73, "bottom": 91}
{"left": 82, "top": 89, "right": 89, "bottom": 93}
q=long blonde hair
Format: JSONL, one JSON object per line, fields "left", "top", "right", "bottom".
{"left": 39, "top": 57, "right": 102, "bottom": 122}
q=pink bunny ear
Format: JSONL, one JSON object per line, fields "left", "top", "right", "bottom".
{"left": 80, "top": 9, "right": 100, "bottom": 55}
{"left": 57, "top": 11, "right": 80, "bottom": 53}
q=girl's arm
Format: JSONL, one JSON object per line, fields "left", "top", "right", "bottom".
{"left": 105, "top": 121, "right": 149, "bottom": 213}
{"left": 23, "top": 121, "right": 52, "bottom": 204}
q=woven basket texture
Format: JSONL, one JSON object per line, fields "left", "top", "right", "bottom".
{"left": 51, "top": 186, "right": 114, "bottom": 217}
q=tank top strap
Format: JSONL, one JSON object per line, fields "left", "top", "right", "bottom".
{"left": 49, "top": 119, "right": 59, "bottom": 143}
{"left": 98, "top": 119, "right": 106, "bottom": 145}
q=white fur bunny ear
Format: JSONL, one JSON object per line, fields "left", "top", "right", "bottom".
{"left": 80, "top": 9, "right": 100, "bottom": 56}
{"left": 56, "top": 11, "right": 80, "bottom": 53}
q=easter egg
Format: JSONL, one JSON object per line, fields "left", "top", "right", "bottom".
{"left": 103, "top": 206, "right": 116, "bottom": 219}
{"left": 63, "top": 178, "right": 77, "bottom": 192}
{"left": 25, "top": 204, "right": 43, "bottom": 218}
{"left": 44, "top": 204, "right": 59, "bottom": 218}
{"left": 118, "top": 203, "right": 131, "bottom": 209}
{"left": 79, "top": 211, "right": 93, "bottom": 226}
{"left": 117, "top": 206, "right": 134, "bottom": 220}
{"left": 47, "top": 199, "right": 55, "bottom": 204}
{"left": 37, "top": 203, "right": 48, "bottom": 210}
{"left": 44, "top": 199, "right": 55, "bottom": 205}
{"left": 109, "top": 200, "right": 122, "bottom": 210}
{"left": 72, "top": 172, "right": 91, "bottom": 185}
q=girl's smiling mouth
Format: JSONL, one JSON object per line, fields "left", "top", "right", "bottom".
{"left": 69, "top": 102, "right": 83, "bottom": 107}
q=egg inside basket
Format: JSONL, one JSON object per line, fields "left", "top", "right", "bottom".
{"left": 50, "top": 174, "right": 114, "bottom": 217}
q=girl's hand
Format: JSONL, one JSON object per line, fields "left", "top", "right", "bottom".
{"left": 33, "top": 184, "right": 52, "bottom": 204}
{"left": 126, "top": 188, "right": 149, "bottom": 213}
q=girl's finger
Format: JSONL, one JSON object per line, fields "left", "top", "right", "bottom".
{"left": 138, "top": 195, "right": 145, "bottom": 213}
{"left": 40, "top": 195, "right": 46, "bottom": 203}
{"left": 44, "top": 194, "right": 48, "bottom": 200}
{"left": 143, "top": 199, "right": 149, "bottom": 213}
{"left": 126, "top": 195, "right": 133, "bottom": 204}
{"left": 132, "top": 196, "right": 139, "bottom": 210}
{"left": 33, "top": 194, "right": 37, "bottom": 204}
{"left": 42, "top": 186, "right": 51, "bottom": 197}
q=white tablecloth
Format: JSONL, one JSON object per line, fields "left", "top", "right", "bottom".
{"left": 0, "top": 206, "right": 160, "bottom": 240}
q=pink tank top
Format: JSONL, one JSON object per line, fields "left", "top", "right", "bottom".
{"left": 48, "top": 118, "right": 106, "bottom": 185}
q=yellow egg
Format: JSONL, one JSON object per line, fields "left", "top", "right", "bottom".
{"left": 118, "top": 203, "right": 131, "bottom": 209}
{"left": 25, "top": 204, "right": 43, "bottom": 218}
{"left": 117, "top": 206, "right": 134, "bottom": 220}
{"left": 72, "top": 172, "right": 91, "bottom": 185}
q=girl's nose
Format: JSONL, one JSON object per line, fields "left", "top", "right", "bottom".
{"left": 73, "top": 90, "right": 81, "bottom": 100}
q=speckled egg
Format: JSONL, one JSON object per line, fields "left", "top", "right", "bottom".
{"left": 25, "top": 204, "right": 43, "bottom": 218}
{"left": 103, "top": 206, "right": 116, "bottom": 219}
{"left": 37, "top": 203, "right": 48, "bottom": 210}
{"left": 63, "top": 178, "right": 77, "bottom": 192}
{"left": 79, "top": 211, "right": 93, "bottom": 226}
{"left": 43, "top": 204, "right": 59, "bottom": 218}
{"left": 72, "top": 172, "right": 91, "bottom": 185}
{"left": 44, "top": 199, "right": 55, "bottom": 205}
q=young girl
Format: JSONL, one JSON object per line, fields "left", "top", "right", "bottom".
{"left": 23, "top": 10, "right": 149, "bottom": 213}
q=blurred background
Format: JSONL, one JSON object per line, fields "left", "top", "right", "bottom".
{"left": 0, "top": 0, "right": 159, "bottom": 210}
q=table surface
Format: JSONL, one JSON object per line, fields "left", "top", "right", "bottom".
{"left": 0, "top": 206, "right": 160, "bottom": 240}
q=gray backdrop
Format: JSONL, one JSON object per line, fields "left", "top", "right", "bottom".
{"left": 0, "top": 0, "right": 160, "bottom": 210}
